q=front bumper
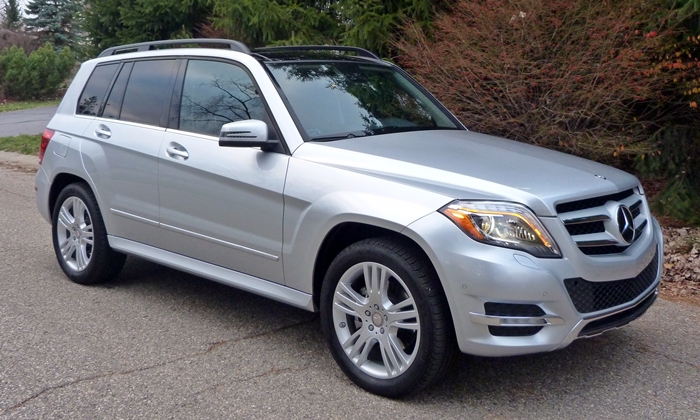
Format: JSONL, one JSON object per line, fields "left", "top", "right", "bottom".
{"left": 403, "top": 211, "right": 663, "bottom": 357}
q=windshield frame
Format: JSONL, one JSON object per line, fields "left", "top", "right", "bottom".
{"left": 261, "top": 59, "right": 466, "bottom": 142}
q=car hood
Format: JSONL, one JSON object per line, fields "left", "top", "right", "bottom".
{"left": 292, "top": 130, "right": 640, "bottom": 217}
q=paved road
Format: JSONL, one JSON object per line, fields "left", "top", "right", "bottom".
{"left": 0, "top": 106, "right": 58, "bottom": 137}
{"left": 1, "top": 166, "right": 699, "bottom": 419}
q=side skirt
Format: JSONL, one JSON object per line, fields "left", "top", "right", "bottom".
{"left": 108, "top": 236, "right": 314, "bottom": 312}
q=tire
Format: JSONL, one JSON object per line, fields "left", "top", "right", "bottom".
{"left": 51, "top": 182, "right": 126, "bottom": 285}
{"left": 320, "top": 237, "right": 455, "bottom": 398}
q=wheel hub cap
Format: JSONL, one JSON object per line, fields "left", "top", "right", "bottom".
{"left": 372, "top": 312, "right": 383, "bottom": 327}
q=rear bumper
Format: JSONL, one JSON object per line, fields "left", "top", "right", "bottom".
{"left": 34, "top": 166, "right": 51, "bottom": 223}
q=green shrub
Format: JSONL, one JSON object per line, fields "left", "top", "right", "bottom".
{"left": 635, "top": 125, "right": 700, "bottom": 225}
{"left": 0, "top": 43, "right": 75, "bottom": 100}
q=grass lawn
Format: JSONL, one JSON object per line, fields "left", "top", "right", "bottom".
{"left": 0, "top": 99, "right": 60, "bottom": 113}
{"left": 0, "top": 134, "right": 41, "bottom": 155}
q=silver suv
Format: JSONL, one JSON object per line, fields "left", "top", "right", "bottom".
{"left": 35, "top": 39, "right": 663, "bottom": 397}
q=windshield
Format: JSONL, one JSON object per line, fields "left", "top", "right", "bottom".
{"left": 266, "top": 62, "right": 460, "bottom": 141}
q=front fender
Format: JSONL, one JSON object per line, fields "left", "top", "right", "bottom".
{"left": 281, "top": 157, "right": 451, "bottom": 294}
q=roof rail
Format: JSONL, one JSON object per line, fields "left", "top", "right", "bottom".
{"left": 254, "top": 45, "right": 380, "bottom": 60}
{"left": 98, "top": 38, "right": 251, "bottom": 58}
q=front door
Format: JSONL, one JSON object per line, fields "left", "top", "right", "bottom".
{"left": 156, "top": 59, "right": 287, "bottom": 284}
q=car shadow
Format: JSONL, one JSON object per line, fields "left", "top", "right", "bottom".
{"left": 104, "top": 256, "right": 656, "bottom": 403}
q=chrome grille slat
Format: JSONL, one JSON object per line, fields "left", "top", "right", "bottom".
{"left": 557, "top": 187, "right": 648, "bottom": 256}
{"left": 561, "top": 214, "right": 610, "bottom": 225}
{"left": 629, "top": 199, "right": 642, "bottom": 212}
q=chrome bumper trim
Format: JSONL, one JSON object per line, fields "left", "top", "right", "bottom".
{"left": 468, "top": 313, "right": 566, "bottom": 327}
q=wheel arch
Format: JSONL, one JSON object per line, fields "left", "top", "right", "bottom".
{"left": 49, "top": 173, "right": 91, "bottom": 216}
{"left": 311, "top": 222, "right": 447, "bottom": 312}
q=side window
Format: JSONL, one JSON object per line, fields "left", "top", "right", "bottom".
{"left": 179, "top": 60, "right": 266, "bottom": 137}
{"left": 102, "top": 62, "right": 133, "bottom": 120}
{"left": 120, "top": 60, "right": 176, "bottom": 126}
{"left": 77, "top": 64, "right": 119, "bottom": 116}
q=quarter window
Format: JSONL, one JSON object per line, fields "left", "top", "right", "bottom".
{"left": 179, "top": 60, "right": 265, "bottom": 136}
{"left": 77, "top": 64, "right": 119, "bottom": 116}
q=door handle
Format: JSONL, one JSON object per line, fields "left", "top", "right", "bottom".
{"left": 166, "top": 144, "right": 189, "bottom": 160}
{"left": 94, "top": 124, "right": 111, "bottom": 139}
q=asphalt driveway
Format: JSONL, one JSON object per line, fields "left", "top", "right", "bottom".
{"left": 0, "top": 105, "right": 58, "bottom": 137}
{"left": 1, "top": 165, "right": 699, "bottom": 419}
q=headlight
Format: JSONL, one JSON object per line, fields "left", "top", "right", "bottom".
{"left": 440, "top": 201, "right": 561, "bottom": 258}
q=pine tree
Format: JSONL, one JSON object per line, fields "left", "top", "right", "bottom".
{"left": 211, "top": 0, "right": 442, "bottom": 57}
{"left": 81, "top": 0, "right": 443, "bottom": 58}
{"left": 2, "top": 0, "right": 22, "bottom": 30}
{"left": 23, "top": 0, "right": 81, "bottom": 49}
{"left": 82, "top": 0, "right": 212, "bottom": 55}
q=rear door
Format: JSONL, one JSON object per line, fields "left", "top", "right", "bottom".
{"left": 82, "top": 59, "right": 178, "bottom": 244}
{"left": 157, "top": 59, "right": 288, "bottom": 284}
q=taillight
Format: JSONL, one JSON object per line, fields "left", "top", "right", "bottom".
{"left": 39, "top": 129, "right": 55, "bottom": 165}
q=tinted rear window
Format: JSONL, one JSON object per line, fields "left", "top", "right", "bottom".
{"left": 120, "top": 60, "right": 176, "bottom": 126}
{"left": 77, "top": 64, "right": 119, "bottom": 116}
{"left": 102, "top": 62, "right": 133, "bottom": 120}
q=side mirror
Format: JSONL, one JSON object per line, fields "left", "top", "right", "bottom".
{"left": 218, "top": 119, "right": 277, "bottom": 149}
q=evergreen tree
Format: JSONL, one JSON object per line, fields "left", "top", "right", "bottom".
{"left": 23, "top": 0, "right": 81, "bottom": 49}
{"left": 81, "top": 0, "right": 442, "bottom": 58}
{"left": 82, "top": 0, "right": 213, "bottom": 55}
{"left": 211, "top": 0, "right": 442, "bottom": 56}
{"left": 2, "top": 0, "right": 22, "bottom": 30}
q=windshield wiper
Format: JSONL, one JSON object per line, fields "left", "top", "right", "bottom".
{"left": 370, "top": 126, "right": 459, "bottom": 135}
{"left": 309, "top": 132, "right": 367, "bottom": 142}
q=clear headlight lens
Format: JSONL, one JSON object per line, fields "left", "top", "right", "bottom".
{"left": 440, "top": 201, "right": 561, "bottom": 258}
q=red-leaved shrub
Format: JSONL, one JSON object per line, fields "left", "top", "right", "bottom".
{"left": 395, "top": 0, "right": 694, "bottom": 163}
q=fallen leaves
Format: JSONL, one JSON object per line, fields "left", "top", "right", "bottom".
{"left": 661, "top": 227, "right": 700, "bottom": 305}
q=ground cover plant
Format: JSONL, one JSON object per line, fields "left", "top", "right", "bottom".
{"left": 0, "top": 134, "right": 41, "bottom": 155}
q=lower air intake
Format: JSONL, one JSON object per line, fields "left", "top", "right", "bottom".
{"left": 564, "top": 249, "right": 659, "bottom": 314}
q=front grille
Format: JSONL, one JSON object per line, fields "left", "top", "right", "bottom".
{"left": 556, "top": 189, "right": 634, "bottom": 213}
{"left": 564, "top": 249, "right": 659, "bottom": 313}
{"left": 557, "top": 187, "right": 648, "bottom": 256}
{"left": 565, "top": 221, "right": 605, "bottom": 236}
{"left": 485, "top": 303, "right": 544, "bottom": 337}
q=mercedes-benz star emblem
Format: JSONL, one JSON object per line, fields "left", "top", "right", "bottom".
{"left": 616, "top": 205, "right": 635, "bottom": 244}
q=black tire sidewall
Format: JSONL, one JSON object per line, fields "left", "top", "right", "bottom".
{"left": 320, "top": 238, "right": 441, "bottom": 398}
